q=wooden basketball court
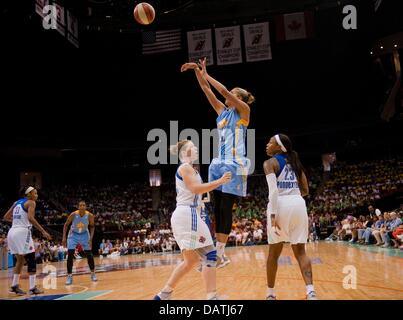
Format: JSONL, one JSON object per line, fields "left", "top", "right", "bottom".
{"left": 1, "top": 242, "right": 402, "bottom": 300}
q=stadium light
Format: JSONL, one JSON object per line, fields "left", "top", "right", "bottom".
{"left": 149, "top": 169, "right": 161, "bottom": 187}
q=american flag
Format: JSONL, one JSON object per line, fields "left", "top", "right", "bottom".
{"left": 142, "top": 29, "right": 182, "bottom": 55}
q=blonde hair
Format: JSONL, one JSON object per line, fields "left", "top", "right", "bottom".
{"left": 233, "top": 87, "right": 255, "bottom": 105}
{"left": 169, "top": 140, "right": 190, "bottom": 156}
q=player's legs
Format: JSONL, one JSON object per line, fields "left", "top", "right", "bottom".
{"left": 199, "top": 246, "right": 218, "bottom": 299}
{"left": 67, "top": 249, "right": 75, "bottom": 274}
{"left": 154, "top": 249, "right": 200, "bottom": 300}
{"left": 66, "top": 233, "right": 79, "bottom": 284}
{"left": 85, "top": 250, "right": 95, "bottom": 271}
{"left": 84, "top": 249, "right": 97, "bottom": 281}
{"left": 215, "top": 192, "right": 237, "bottom": 267}
{"left": 213, "top": 190, "right": 225, "bottom": 243}
{"left": 78, "top": 232, "right": 97, "bottom": 281}
{"left": 166, "top": 249, "right": 200, "bottom": 287}
{"left": 213, "top": 190, "right": 222, "bottom": 235}
{"left": 215, "top": 160, "right": 246, "bottom": 265}
{"left": 9, "top": 254, "right": 26, "bottom": 295}
{"left": 290, "top": 244, "right": 313, "bottom": 285}
{"left": 155, "top": 245, "right": 218, "bottom": 300}
{"left": 65, "top": 249, "right": 75, "bottom": 285}
{"left": 266, "top": 242, "right": 283, "bottom": 299}
{"left": 24, "top": 252, "right": 43, "bottom": 294}
{"left": 291, "top": 244, "right": 316, "bottom": 299}
{"left": 14, "top": 254, "right": 25, "bottom": 274}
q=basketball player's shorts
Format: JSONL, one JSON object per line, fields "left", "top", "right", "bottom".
{"left": 7, "top": 227, "right": 35, "bottom": 255}
{"left": 208, "top": 157, "right": 250, "bottom": 197}
{"left": 67, "top": 231, "right": 91, "bottom": 251}
{"left": 171, "top": 205, "right": 214, "bottom": 251}
{"left": 267, "top": 195, "right": 308, "bottom": 245}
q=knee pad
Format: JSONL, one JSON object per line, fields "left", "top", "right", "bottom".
{"left": 25, "top": 252, "right": 36, "bottom": 273}
{"left": 204, "top": 250, "right": 217, "bottom": 268}
{"left": 196, "top": 246, "right": 217, "bottom": 268}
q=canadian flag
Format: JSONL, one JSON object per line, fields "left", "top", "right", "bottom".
{"left": 275, "top": 11, "right": 314, "bottom": 41}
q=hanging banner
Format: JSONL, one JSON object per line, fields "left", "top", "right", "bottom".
{"left": 54, "top": 2, "right": 66, "bottom": 37}
{"left": 275, "top": 11, "right": 315, "bottom": 41}
{"left": 243, "top": 22, "right": 272, "bottom": 62}
{"left": 35, "top": 0, "right": 49, "bottom": 18}
{"left": 187, "top": 29, "right": 214, "bottom": 65}
{"left": 215, "top": 26, "right": 242, "bottom": 65}
{"left": 67, "top": 10, "right": 79, "bottom": 48}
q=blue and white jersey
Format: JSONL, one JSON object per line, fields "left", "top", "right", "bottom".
{"left": 11, "top": 199, "right": 31, "bottom": 228}
{"left": 273, "top": 154, "right": 301, "bottom": 197}
{"left": 175, "top": 163, "right": 202, "bottom": 207}
{"left": 216, "top": 108, "right": 248, "bottom": 163}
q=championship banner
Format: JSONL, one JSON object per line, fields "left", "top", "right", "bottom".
{"left": 187, "top": 29, "right": 214, "bottom": 65}
{"left": 54, "top": 2, "right": 66, "bottom": 37}
{"left": 243, "top": 22, "right": 272, "bottom": 62}
{"left": 215, "top": 26, "right": 242, "bottom": 65}
{"left": 35, "top": 0, "right": 49, "bottom": 18}
{"left": 67, "top": 10, "right": 79, "bottom": 48}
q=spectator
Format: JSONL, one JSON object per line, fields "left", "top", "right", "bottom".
{"left": 364, "top": 215, "right": 385, "bottom": 245}
{"left": 99, "top": 239, "right": 106, "bottom": 256}
{"left": 58, "top": 243, "right": 66, "bottom": 261}
{"left": 0, "top": 234, "right": 8, "bottom": 270}
{"left": 381, "top": 211, "right": 402, "bottom": 248}
{"left": 253, "top": 227, "right": 263, "bottom": 244}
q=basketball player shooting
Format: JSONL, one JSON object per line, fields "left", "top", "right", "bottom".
{"left": 181, "top": 57, "right": 255, "bottom": 268}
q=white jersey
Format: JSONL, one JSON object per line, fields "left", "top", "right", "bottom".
{"left": 272, "top": 154, "right": 301, "bottom": 197}
{"left": 175, "top": 163, "right": 202, "bottom": 207}
{"left": 11, "top": 198, "right": 32, "bottom": 229}
{"left": 266, "top": 154, "right": 308, "bottom": 245}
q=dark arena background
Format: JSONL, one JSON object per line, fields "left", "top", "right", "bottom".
{"left": 0, "top": 0, "right": 402, "bottom": 310}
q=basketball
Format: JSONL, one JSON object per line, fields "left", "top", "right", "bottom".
{"left": 133, "top": 2, "right": 155, "bottom": 25}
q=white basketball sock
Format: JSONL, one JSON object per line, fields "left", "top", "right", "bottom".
{"left": 29, "top": 275, "right": 36, "bottom": 290}
{"left": 267, "top": 287, "right": 275, "bottom": 297}
{"left": 12, "top": 274, "right": 20, "bottom": 287}
{"left": 306, "top": 284, "right": 315, "bottom": 294}
{"left": 216, "top": 242, "right": 226, "bottom": 258}
{"left": 206, "top": 291, "right": 217, "bottom": 300}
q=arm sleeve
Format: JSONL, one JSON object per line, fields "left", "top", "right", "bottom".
{"left": 266, "top": 173, "right": 279, "bottom": 215}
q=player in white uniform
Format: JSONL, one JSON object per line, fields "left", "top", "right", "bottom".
{"left": 264, "top": 134, "right": 317, "bottom": 300}
{"left": 3, "top": 186, "right": 51, "bottom": 295}
{"left": 154, "top": 140, "right": 231, "bottom": 300}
